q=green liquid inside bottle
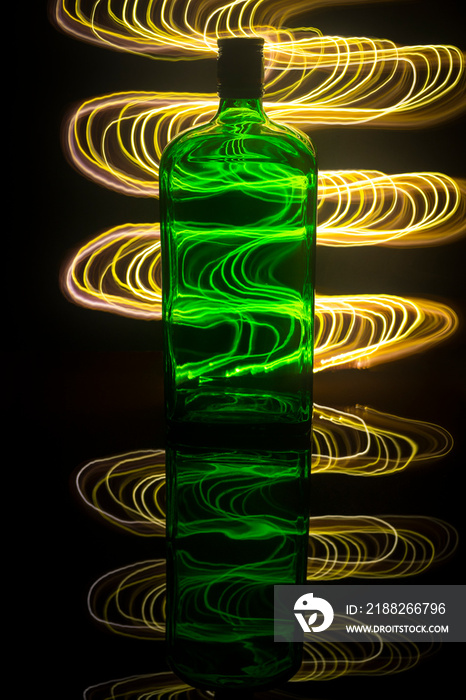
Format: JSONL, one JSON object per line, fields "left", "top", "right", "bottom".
{"left": 160, "top": 37, "right": 317, "bottom": 692}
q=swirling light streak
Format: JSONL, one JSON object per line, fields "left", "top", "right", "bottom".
{"left": 75, "top": 405, "right": 453, "bottom": 537}
{"left": 50, "top": 0, "right": 334, "bottom": 56}
{"left": 62, "top": 224, "right": 163, "bottom": 317}
{"left": 63, "top": 88, "right": 466, "bottom": 225}
{"left": 53, "top": 1, "right": 466, "bottom": 131}
{"left": 61, "top": 91, "right": 466, "bottom": 243}
{"left": 62, "top": 229, "right": 458, "bottom": 369}
{"left": 85, "top": 513, "right": 457, "bottom": 639}
{"left": 314, "top": 294, "right": 458, "bottom": 370}
{"left": 317, "top": 170, "right": 466, "bottom": 247}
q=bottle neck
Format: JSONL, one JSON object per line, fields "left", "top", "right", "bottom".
{"left": 215, "top": 96, "right": 267, "bottom": 124}
{"left": 216, "top": 38, "right": 265, "bottom": 119}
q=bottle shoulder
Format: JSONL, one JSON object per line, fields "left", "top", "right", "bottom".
{"left": 160, "top": 116, "right": 316, "bottom": 171}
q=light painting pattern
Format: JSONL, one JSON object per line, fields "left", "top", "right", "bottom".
{"left": 62, "top": 229, "right": 459, "bottom": 369}
{"left": 54, "top": 0, "right": 466, "bottom": 127}
{"left": 51, "top": 0, "right": 465, "bottom": 694}
{"left": 62, "top": 91, "right": 466, "bottom": 197}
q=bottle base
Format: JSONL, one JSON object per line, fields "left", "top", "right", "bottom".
{"left": 167, "top": 641, "right": 303, "bottom": 693}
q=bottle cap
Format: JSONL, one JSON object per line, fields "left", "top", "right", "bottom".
{"left": 217, "top": 37, "right": 264, "bottom": 98}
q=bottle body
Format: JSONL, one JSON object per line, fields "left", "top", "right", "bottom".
{"left": 160, "top": 91, "right": 317, "bottom": 690}
{"left": 161, "top": 102, "right": 317, "bottom": 442}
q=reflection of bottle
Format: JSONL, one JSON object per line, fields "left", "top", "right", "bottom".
{"left": 160, "top": 37, "right": 317, "bottom": 691}
{"left": 165, "top": 445, "right": 311, "bottom": 690}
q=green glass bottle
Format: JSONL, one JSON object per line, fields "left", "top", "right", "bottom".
{"left": 160, "top": 37, "right": 317, "bottom": 692}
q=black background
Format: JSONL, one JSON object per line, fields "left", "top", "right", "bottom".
{"left": 28, "top": 0, "right": 466, "bottom": 697}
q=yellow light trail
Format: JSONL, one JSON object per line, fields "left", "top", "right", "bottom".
{"left": 53, "top": 1, "right": 466, "bottom": 130}
{"left": 63, "top": 88, "right": 466, "bottom": 227}
{"left": 318, "top": 170, "right": 466, "bottom": 247}
{"left": 314, "top": 294, "right": 458, "bottom": 370}
{"left": 62, "top": 226, "right": 459, "bottom": 368}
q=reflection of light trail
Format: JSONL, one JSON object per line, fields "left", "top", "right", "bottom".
{"left": 312, "top": 405, "right": 453, "bottom": 474}
{"left": 53, "top": 0, "right": 465, "bottom": 127}
{"left": 297, "top": 639, "right": 437, "bottom": 683}
{"left": 62, "top": 229, "right": 458, "bottom": 368}
{"left": 75, "top": 403, "right": 453, "bottom": 537}
{"left": 82, "top": 638, "right": 439, "bottom": 697}
{"left": 77, "top": 449, "right": 167, "bottom": 536}
{"left": 86, "top": 512, "right": 457, "bottom": 636}
{"left": 307, "top": 515, "right": 457, "bottom": 580}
